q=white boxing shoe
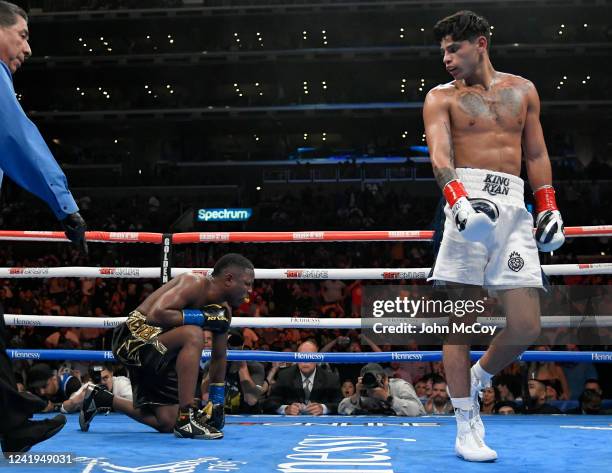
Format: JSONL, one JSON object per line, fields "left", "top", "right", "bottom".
{"left": 454, "top": 408, "right": 497, "bottom": 462}
{"left": 470, "top": 365, "right": 490, "bottom": 439}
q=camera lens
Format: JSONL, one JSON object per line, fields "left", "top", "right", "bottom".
{"left": 362, "top": 372, "right": 379, "bottom": 389}
{"left": 89, "top": 365, "right": 103, "bottom": 385}
{"left": 228, "top": 333, "right": 244, "bottom": 347}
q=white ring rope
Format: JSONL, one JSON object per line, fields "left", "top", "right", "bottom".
{"left": 0, "top": 263, "right": 610, "bottom": 279}
{"left": 4, "top": 314, "right": 612, "bottom": 330}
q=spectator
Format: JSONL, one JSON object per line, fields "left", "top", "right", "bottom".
{"left": 262, "top": 340, "right": 340, "bottom": 415}
{"left": 198, "top": 330, "right": 214, "bottom": 374}
{"left": 524, "top": 379, "right": 562, "bottom": 414}
{"left": 202, "top": 330, "right": 213, "bottom": 349}
{"left": 494, "top": 375, "right": 519, "bottom": 402}
{"left": 528, "top": 346, "right": 570, "bottom": 400}
{"left": 545, "top": 379, "right": 563, "bottom": 402}
{"left": 425, "top": 377, "right": 453, "bottom": 414}
{"left": 583, "top": 378, "right": 603, "bottom": 396}
{"left": 430, "top": 361, "right": 446, "bottom": 379}
{"left": 414, "top": 379, "right": 431, "bottom": 402}
{"left": 566, "top": 389, "right": 610, "bottom": 415}
{"left": 17, "top": 289, "right": 38, "bottom": 315}
{"left": 320, "top": 334, "right": 367, "bottom": 388}
{"left": 421, "top": 374, "right": 436, "bottom": 396}
{"left": 493, "top": 401, "right": 519, "bottom": 415}
{"left": 390, "top": 362, "right": 415, "bottom": 384}
{"left": 338, "top": 363, "right": 425, "bottom": 416}
{"left": 479, "top": 386, "right": 499, "bottom": 414}
{"left": 242, "top": 327, "right": 259, "bottom": 348}
{"left": 341, "top": 380, "right": 355, "bottom": 398}
{"left": 44, "top": 327, "right": 81, "bottom": 349}
{"left": 320, "top": 280, "right": 346, "bottom": 306}
{"left": 388, "top": 343, "right": 429, "bottom": 385}
{"left": 261, "top": 362, "right": 282, "bottom": 397}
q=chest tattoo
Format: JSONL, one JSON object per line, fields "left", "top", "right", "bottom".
{"left": 458, "top": 92, "right": 490, "bottom": 118}
{"left": 458, "top": 87, "right": 524, "bottom": 123}
{"left": 497, "top": 88, "right": 523, "bottom": 116}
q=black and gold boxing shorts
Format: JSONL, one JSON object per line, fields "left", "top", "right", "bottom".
{"left": 112, "top": 310, "right": 168, "bottom": 369}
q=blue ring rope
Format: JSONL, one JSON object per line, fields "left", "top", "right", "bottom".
{"left": 7, "top": 349, "right": 612, "bottom": 363}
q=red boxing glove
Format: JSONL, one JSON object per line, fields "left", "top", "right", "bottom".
{"left": 443, "top": 179, "right": 468, "bottom": 207}
{"left": 533, "top": 185, "right": 564, "bottom": 252}
{"left": 442, "top": 179, "right": 498, "bottom": 242}
{"left": 534, "top": 185, "right": 558, "bottom": 213}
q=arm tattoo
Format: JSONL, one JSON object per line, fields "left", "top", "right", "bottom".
{"left": 444, "top": 122, "right": 455, "bottom": 166}
{"left": 433, "top": 122, "right": 457, "bottom": 189}
{"left": 434, "top": 167, "right": 458, "bottom": 189}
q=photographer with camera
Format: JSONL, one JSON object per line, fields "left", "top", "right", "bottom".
{"left": 90, "top": 364, "right": 132, "bottom": 402}
{"left": 26, "top": 363, "right": 88, "bottom": 413}
{"left": 78, "top": 364, "right": 133, "bottom": 427}
{"left": 202, "top": 328, "right": 265, "bottom": 414}
{"left": 338, "top": 363, "right": 425, "bottom": 416}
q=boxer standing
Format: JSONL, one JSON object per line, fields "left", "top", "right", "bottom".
{"left": 424, "top": 10, "right": 564, "bottom": 461}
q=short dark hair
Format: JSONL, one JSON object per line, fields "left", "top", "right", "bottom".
{"left": 584, "top": 378, "right": 600, "bottom": 386}
{"left": 433, "top": 10, "right": 491, "bottom": 49}
{"left": 0, "top": 1, "right": 27, "bottom": 27}
{"left": 431, "top": 374, "right": 446, "bottom": 386}
{"left": 493, "top": 400, "right": 519, "bottom": 414}
{"left": 493, "top": 374, "right": 521, "bottom": 398}
{"left": 211, "top": 253, "right": 254, "bottom": 277}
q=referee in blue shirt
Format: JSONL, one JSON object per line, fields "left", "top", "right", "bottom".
{"left": 0, "top": 3, "right": 87, "bottom": 252}
{"left": 0, "top": 1, "right": 88, "bottom": 456}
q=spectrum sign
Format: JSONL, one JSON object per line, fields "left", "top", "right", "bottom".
{"left": 197, "top": 208, "right": 253, "bottom": 222}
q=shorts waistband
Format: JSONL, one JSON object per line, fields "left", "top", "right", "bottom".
{"left": 456, "top": 167, "right": 524, "bottom": 206}
{"left": 126, "top": 310, "right": 165, "bottom": 350}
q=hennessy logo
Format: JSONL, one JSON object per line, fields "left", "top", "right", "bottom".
{"left": 482, "top": 174, "right": 510, "bottom": 196}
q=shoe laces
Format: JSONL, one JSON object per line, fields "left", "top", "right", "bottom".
{"left": 455, "top": 408, "right": 481, "bottom": 430}
{"left": 469, "top": 427, "right": 486, "bottom": 448}
{"left": 190, "top": 409, "right": 215, "bottom": 432}
{"left": 456, "top": 408, "right": 486, "bottom": 448}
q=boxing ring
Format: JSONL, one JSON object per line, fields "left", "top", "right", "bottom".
{"left": 2, "top": 226, "right": 612, "bottom": 472}
{"left": 4, "top": 413, "right": 611, "bottom": 473}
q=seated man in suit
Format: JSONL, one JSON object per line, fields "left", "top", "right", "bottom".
{"left": 263, "top": 340, "right": 341, "bottom": 415}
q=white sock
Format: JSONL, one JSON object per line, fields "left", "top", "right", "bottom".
{"left": 472, "top": 360, "right": 493, "bottom": 385}
{"left": 451, "top": 397, "right": 473, "bottom": 411}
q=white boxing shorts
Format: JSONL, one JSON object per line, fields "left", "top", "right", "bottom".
{"left": 429, "top": 167, "right": 544, "bottom": 289}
